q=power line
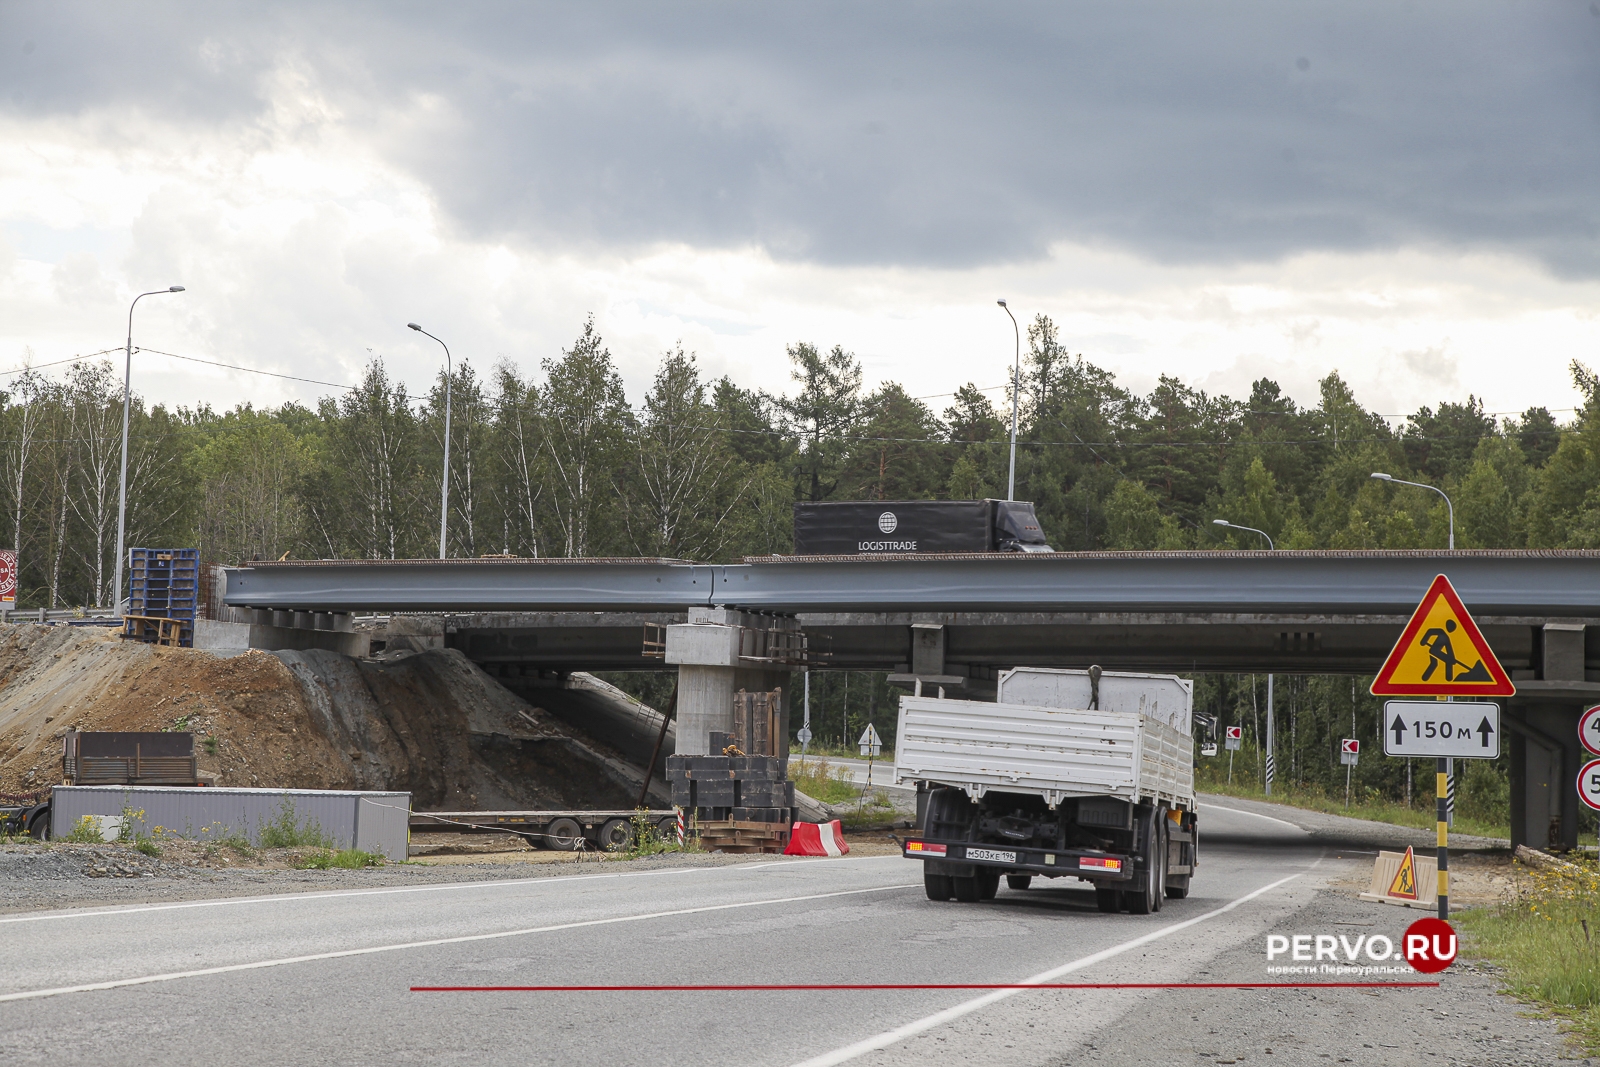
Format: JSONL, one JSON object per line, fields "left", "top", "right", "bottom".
{"left": 133, "top": 347, "right": 358, "bottom": 392}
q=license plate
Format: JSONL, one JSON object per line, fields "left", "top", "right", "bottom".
{"left": 965, "top": 847, "right": 1017, "bottom": 864}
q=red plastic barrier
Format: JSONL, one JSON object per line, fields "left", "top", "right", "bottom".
{"left": 784, "top": 819, "right": 850, "bottom": 857}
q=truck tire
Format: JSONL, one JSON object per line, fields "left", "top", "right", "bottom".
{"left": 1127, "top": 808, "right": 1166, "bottom": 915}
{"left": 952, "top": 876, "right": 982, "bottom": 902}
{"left": 597, "top": 817, "right": 634, "bottom": 851}
{"left": 27, "top": 813, "right": 49, "bottom": 841}
{"left": 1006, "top": 874, "right": 1032, "bottom": 891}
{"left": 1165, "top": 875, "right": 1191, "bottom": 899}
{"left": 1095, "top": 886, "right": 1120, "bottom": 913}
{"left": 924, "top": 869, "right": 954, "bottom": 901}
{"left": 544, "top": 817, "right": 583, "bottom": 851}
{"left": 977, "top": 868, "right": 1000, "bottom": 900}
{"left": 1166, "top": 811, "right": 1194, "bottom": 898}
{"left": 924, "top": 787, "right": 975, "bottom": 838}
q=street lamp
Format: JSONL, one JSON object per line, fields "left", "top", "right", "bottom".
{"left": 1211, "top": 518, "right": 1274, "bottom": 551}
{"left": 1370, "top": 473, "right": 1454, "bottom": 549}
{"left": 409, "top": 323, "right": 453, "bottom": 559}
{"left": 112, "top": 285, "right": 185, "bottom": 613}
{"left": 1215, "top": 516, "right": 1276, "bottom": 793}
{"left": 997, "top": 300, "right": 1020, "bottom": 501}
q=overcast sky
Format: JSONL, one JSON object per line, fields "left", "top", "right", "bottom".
{"left": 2, "top": 1, "right": 1597, "bottom": 421}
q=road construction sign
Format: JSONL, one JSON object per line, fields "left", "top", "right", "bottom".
{"left": 1580, "top": 759, "right": 1600, "bottom": 812}
{"left": 1387, "top": 846, "right": 1420, "bottom": 899}
{"left": 1340, "top": 738, "right": 1360, "bottom": 766}
{"left": 1224, "top": 725, "right": 1242, "bottom": 751}
{"left": 1383, "top": 700, "right": 1499, "bottom": 758}
{"left": 1370, "top": 574, "right": 1515, "bottom": 696}
{"left": 1581, "top": 707, "right": 1600, "bottom": 757}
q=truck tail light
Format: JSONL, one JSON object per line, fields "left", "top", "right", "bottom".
{"left": 906, "top": 841, "right": 947, "bottom": 855}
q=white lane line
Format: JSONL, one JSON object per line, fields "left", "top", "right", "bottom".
{"left": 0, "top": 854, "right": 904, "bottom": 925}
{"left": 0, "top": 882, "right": 920, "bottom": 1003}
{"left": 790, "top": 868, "right": 1314, "bottom": 1067}
{"left": 1197, "top": 803, "right": 1307, "bottom": 831}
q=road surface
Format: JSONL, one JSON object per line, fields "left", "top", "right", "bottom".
{"left": 0, "top": 801, "right": 1558, "bottom": 1066}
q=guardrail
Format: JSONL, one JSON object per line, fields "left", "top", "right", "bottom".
{"left": 0, "top": 606, "right": 123, "bottom": 624}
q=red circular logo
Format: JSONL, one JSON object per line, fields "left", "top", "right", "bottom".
{"left": 1403, "top": 917, "right": 1457, "bottom": 973}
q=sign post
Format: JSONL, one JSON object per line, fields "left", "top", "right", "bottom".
{"left": 1340, "top": 739, "right": 1359, "bottom": 808}
{"left": 1224, "top": 725, "right": 1241, "bottom": 784}
{"left": 857, "top": 723, "right": 882, "bottom": 805}
{"left": 1372, "top": 574, "right": 1515, "bottom": 921}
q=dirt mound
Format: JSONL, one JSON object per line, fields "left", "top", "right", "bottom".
{"left": 0, "top": 624, "right": 654, "bottom": 810}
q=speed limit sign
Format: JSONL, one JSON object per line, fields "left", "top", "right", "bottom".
{"left": 1580, "top": 759, "right": 1600, "bottom": 812}
{"left": 1581, "top": 706, "right": 1600, "bottom": 757}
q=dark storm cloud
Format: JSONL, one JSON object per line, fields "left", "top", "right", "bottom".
{"left": 4, "top": 1, "right": 1598, "bottom": 272}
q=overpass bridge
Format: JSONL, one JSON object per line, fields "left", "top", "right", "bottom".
{"left": 221, "top": 549, "right": 1600, "bottom": 851}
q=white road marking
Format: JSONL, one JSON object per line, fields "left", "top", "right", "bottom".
{"left": 0, "top": 882, "right": 919, "bottom": 1003}
{"left": 0, "top": 854, "right": 903, "bottom": 925}
{"left": 790, "top": 866, "right": 1316, "bottom": 1067}
{"left": 1197, "top": 803, "right": 1307, "bottom": 831}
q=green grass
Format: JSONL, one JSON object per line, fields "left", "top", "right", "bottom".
{"left": 791, "top": 742, "right": 894, "bottom": 763}
{"left": 295, "top": 848, "right": 384, "bottom": 870}
{"left": 1457, "top": 863, "right": 1600, "bottom": 1053}
{"left": 1195, "top": 773, "right": 1509, "bottom": 841}
{"left": 789, "top": 756, "right": 862, "bottom": 806}
{"left": 257, "top": 800, "right": 335, "bottom": 849}
{"left": 60, "top": 816, "right": 104, "bottom": 843}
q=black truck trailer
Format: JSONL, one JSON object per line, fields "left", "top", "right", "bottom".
{"left": 792, "top": 498, "right": 1051, "bottom": 555}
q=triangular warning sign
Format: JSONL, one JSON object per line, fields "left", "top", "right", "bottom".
{"left": 1387, "top": 846, "right": 1419, "bottom": 900}
{"left": 1371, "top": 574, "right": 1516, "bottom": 696}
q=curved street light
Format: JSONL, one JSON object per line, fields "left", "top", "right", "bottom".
{"left": 113, "top": 285, "right": 185, "bottom": 613}
{"left": 997, "top": 300, "right": 1020, "bottom": 501}
{"left": 409, "top": 324, "right": 453, "bottom": 559}
{"left": 1214, "top": 516, "right": 1276, "bottom": 793}
{"left": 1371, "top": 473, "right": 1454, "bottom": 549}
{"left": 1211, "top": 518, "right": 1274, "bottom": 551}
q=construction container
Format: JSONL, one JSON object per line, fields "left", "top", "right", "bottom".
{"left": 792, "top": 499, "right": 1052, "bottom": 555}
{"left": 125, "top": 547, "right": 199, "bottom": 647}
{"left": 50, "top": 786, "right": 412, "bottom": 860}
{"left": 63, "top": 731, "right": 202, "bottom": 786}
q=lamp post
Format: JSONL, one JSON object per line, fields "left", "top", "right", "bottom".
{"left": 1211, "top": 518, "right": 1274, "bottom": 551}
{"left": 1370, "top": 473, "right": 1454, "bottom": 549}
{"left": 997, "top": 300, "right": 1020, "bottom": 501}
{"left": 112, "top": 285, "right": 185, "bottom": 613}
{"left": 408, "top": 324, "right": 453, "bottom": 559}
{"left": 1214, "top": 518, "right": 1275, "bottom": 792}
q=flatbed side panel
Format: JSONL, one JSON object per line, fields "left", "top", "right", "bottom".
{"left": 894, "top": 696, "right": 1142, "bottom": 801}
{"left": 1138, "top": 717, "right": 1196, "bottom": 808}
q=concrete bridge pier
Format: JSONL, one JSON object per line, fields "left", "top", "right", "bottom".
{"left": 665, "top": 607, "right": 792, "bottom": 767}
{"left": 1504, "top": 621, "right": 1600, "bottom": 852}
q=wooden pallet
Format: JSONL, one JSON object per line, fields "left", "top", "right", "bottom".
{"left": 696, "top": 818, "right": 789, "bottom": 854}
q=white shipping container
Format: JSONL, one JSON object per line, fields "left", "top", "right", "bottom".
{"left": 50, "top": 786, "right": 412, "bottom": 860}
{"left": 894, "top": 696, "right": 1194, "bottom": 809}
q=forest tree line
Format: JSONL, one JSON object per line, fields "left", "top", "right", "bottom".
{"left": 6, "top": 313, "right": 1592, "bottom": 610}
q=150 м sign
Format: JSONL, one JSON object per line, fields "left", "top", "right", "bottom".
{"left": 1382, "top": 701, "right": 1499, "bottom": 759}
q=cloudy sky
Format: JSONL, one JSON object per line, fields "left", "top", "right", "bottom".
{"left": 2, "top": 2, "right": 1598, "bottom": 422}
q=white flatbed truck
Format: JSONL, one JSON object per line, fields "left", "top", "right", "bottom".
{"left": 895, "top": 666, "right": 1197, "bottom": 914}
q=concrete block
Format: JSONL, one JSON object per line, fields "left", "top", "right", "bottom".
{"left": 665, "top": 623, "right": 741, "bottom": 667}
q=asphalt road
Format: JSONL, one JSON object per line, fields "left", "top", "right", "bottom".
{"left": 0, "top": 804, "right": 1565, "bottom": 1066}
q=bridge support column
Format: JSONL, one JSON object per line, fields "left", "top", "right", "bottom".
{"left": 667, "top": 608, "right": 792, "bottom": 767}
{"left": 1505, "top": 622, "right": 1600, "bottom": 852}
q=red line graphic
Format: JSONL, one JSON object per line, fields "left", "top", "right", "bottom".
{"left": 411, "top": 982, "right": 1438, "bottom": 992}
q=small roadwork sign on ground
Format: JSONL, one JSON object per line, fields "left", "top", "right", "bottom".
{"left": 1370, "top": 574, "right": 1515, "bottom": 697}
{"left": 1360, "top": 846, "right": 1439, "bottom": 909}
{"left": 1383, "top": 701, "right": 1500, "bottom": 758}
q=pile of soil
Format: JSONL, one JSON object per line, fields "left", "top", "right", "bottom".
{"left": 0, "top": 624, "right": 654, "bottom": 811}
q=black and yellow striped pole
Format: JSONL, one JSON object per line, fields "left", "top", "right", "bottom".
{"left": 1436, "top": 756, "right": 1449, "bottom": 920}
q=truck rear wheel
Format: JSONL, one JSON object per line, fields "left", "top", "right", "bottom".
{"left": 924, "top": 870, "right": 954, "bottom": 901}
{"left": 1095, "top": 886, "right": 1120, "bottom": 913}
{"left": 952, "top": 876, "right": 982, "bottom": 902}
{"left": 597, "top": 818, "right": 634, "bottom": 851}
{"left": 977, "top": 869, "right": 1000, "bottom": 900}
{"left": 1127, "top": 808, "right": 1166, "bottom": 915}
{"left": 1006, "top": 874, "right": 1032, "bottom": 891}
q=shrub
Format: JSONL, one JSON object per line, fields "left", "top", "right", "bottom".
{"left": 296, "top": 848, "right": 383, "bottom": 870}
{"left": 257, "top": 800, "right": 334, "bottom": 850}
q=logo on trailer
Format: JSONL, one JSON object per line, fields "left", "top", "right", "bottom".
{"left": 1370, "top": 574, "right": 1515, "bottom": 696}
{"left": 877, "top": 511, "right": 898, "bottom": 534}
